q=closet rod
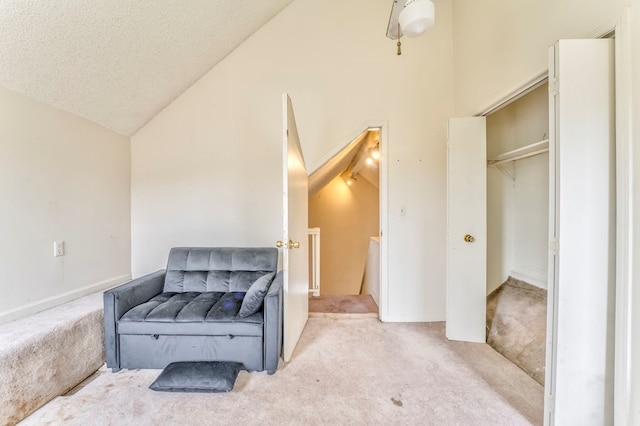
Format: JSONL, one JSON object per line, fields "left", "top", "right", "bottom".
{"left": 488, "top": 147, "right": 549, "bottom": 166}
{"left": 487, "top": 139, "right": 549, "bottom": 166}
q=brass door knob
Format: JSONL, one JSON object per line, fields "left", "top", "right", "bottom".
{"left": 464, "top": 234, "right": 475, "bottom": 243}
{"left": 276, "top": 240, "right": 300, "bottom": 249}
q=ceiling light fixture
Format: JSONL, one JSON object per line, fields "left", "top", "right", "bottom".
{"left": 386, "top": 0, "right": 435, "bottom": 55}
{"left": 399, "top": 0, "right": 435, "bottom": 38}
{"left": 371, "top": 144, "right": 381, "bottom": 160}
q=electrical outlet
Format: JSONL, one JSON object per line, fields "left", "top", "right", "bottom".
{"left": 54, "top": 241, "right": 65, "bottom": 257}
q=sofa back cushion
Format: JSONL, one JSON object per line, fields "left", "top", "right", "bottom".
{"left": 164, "top": 247, "right": 278, "bottom": 293}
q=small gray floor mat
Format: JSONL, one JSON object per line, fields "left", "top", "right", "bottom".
{"left": 149, "top": 361, "right": 243, "bottom": 393}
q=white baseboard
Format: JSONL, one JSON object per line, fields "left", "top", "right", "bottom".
{"left": 370, "top": 291, "right": 380, "bottom": 308}
{"left": 383, "top": 313, "right": 445, "bottom": 323}
{"left": 0, "top": 274, "right": 131, "bottom": 325}
{"left": 510, "top": 269, "right": 547, "bottom": 289}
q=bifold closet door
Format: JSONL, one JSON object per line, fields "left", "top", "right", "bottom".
{"left": 545, "top": 39, "right": 615, "bottom": 425}
{"left": 446, "top": 117, "right": 486, "bottom": 343}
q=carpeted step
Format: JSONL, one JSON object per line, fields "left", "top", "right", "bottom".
{"left": 0, "top": 292, "right": 105, "bottom": 425}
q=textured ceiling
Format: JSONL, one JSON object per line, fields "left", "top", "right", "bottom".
{"left": 0, "top": 0, "right": 294, "bottom": 135}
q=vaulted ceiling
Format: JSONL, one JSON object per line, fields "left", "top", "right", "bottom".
{"left": 0, "top": 0, "right": 295, "bottom": 136}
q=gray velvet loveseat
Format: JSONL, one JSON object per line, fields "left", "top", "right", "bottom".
{"left": 104, "top": 247, "right": 282, "bottom": 374}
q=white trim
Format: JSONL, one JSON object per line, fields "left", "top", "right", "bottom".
{"left": 614, "top": 8, "right": 633, "bottom": 425}
{"left": 0, "top": 274, "right": 131, "bottom": 325}
{"left": 379, "top": 121, "right": 390, "bottom": 322}
{"left": 385, "top": 314, "right": 444, "bottom": 323}
{"left": 308, "top": 121, "right": 386, "bottom": 175}
{"left": 510, "top": 270, "right": 547, "bottom": 289}
{"left": 476, "top": 72, "right": 548, "bottom": 117}
{"left": 544, "top": 42, "right": 559, "bottom": 425}
{"left": 306, "top": 120, "right": 390, "bottom": 321}
{"left": 307, "top": 227, "right": 321, "bottom": 297}
{"left": 584, "top": 15, "right": 621, "bottom": 39}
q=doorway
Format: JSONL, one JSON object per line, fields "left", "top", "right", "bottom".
{"left": 307, "top": 127, "right": 382, "bottom": 317}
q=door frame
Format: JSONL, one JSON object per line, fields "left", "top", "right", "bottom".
{"left": 474, "top": 9, "right": 633, "bottom": 422}
{"left": 307, "top": 120, "right": 389, "bottom": 321}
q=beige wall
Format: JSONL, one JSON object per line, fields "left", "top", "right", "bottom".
{"left": 309, "top": 175, "right": 379, "bottom": 296}
{"left": 452, "top": 0, "right": 631, "bottom": 115}
{"left": 132, "top": 0, "right": 455, "bottom": 321}
{"left": 0, "top": 86, "right": 131, "bottom": 324}
{"left": 486, "top": 85, "right": 549, "bottom": 292}
{"left": 486, "top": 85, "right": 549, "bottom": 158}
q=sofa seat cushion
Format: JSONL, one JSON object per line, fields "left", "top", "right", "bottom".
{"left": 118, "top": 292, "right": 264, "bottom": 336}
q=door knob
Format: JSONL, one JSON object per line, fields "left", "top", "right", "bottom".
{"left": 276, "top": 240, "right": 300, "bottom": 249}
{"left": 464, "top": 234, "right": 475, "bottom": 243}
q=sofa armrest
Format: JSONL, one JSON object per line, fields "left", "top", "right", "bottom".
{"left": 263, "top": 270, "right": 283, "bottom": 374}
{"left": 103, "top": 270, "right": 165, "bottom": 368}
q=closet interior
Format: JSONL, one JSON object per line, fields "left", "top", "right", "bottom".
{"left": 485, "top": 83, "right": 549, "bottom": 385}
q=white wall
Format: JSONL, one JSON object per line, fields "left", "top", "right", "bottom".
{"left": 512, "top": 153, "right": 549, "bottom": 287}
{"left": 132, "top": 0, "right": 454, "bottom": 321}
{"left": 308, "top": 175, "right": 379, "bottom": 296}
{"left": 486, "top": 165, "right": 513, "bottom": 294}
{"left": 453, "top": 0, "right": 631, "bottom": 116}
{"left": 0, "top": 86, "right": 131, "bottom": 324}
{"left": 486, "top": 155, "right": 549, "bottom": 293}
{"left": 486, "top": 85, "right": 549, "bottom": 292}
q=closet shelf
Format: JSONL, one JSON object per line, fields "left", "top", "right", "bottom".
{"left": 487, "top": 139, "right": 549, "bottom": 166}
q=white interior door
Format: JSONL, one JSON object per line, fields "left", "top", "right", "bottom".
{"left": 446, "top": 117, "right": 487, "bottom": 343}
{"left": 545, "top": 39, "right": 615, "bottom": 425}
{"left": 281, "top": 93, "right": 309, "bottom": 362}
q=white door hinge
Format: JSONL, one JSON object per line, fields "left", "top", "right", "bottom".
{"left": 549, "top": 238, "right": 558, "bottom": 255}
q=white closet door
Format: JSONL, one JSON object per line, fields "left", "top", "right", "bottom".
{"left": 446, "top": 117, "right": 487, "bottom": 343}
{"left": 545, "top": 39, "right": 615, "bottom": 425}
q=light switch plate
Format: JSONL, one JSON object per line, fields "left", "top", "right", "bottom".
{"left": 54, "top": 241, "right": 65, "bottom": 257}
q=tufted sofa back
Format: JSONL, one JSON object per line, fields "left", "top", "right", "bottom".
{"left": 163, "top": 247, "right": 278, "bottom": 293}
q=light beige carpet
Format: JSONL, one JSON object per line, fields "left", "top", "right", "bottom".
{"left": 22, "top": 319, "right": 543, "bottom": 426}
{"left": 487, "top": 277, "right": 547, "bottom": 385}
